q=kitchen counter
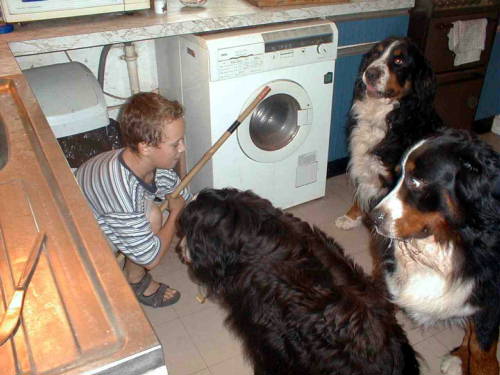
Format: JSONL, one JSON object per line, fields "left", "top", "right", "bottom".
{"left": 0, "top": 0, "right": 413, "bottom": 70}
{"left": 0, "top": 76, "right": 164, "bottom": 374}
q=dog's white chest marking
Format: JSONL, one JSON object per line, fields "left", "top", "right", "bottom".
{"left": 386, "top": 237, "right": 478, "bottom": 326}
{"left": 349, "top": 97, "right": 396, "bottom": 209}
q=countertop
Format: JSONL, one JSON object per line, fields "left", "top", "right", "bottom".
{"left": 0, "top": 0, "right": 413, "bottom": 75}
{"left": 0, "top": 76, "right": 164, "bottom": 374}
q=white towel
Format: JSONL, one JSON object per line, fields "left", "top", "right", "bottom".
{"left": 447, "top": 18, "right": 487, "bottom": 66}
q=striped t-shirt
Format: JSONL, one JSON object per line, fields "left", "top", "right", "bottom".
{"left": 75, "top": 149, "right": 190, "bottom": 265}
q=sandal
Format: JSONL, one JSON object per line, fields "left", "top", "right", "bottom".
{"left": 130, "top": 272, "right": 181, "bottom": 308}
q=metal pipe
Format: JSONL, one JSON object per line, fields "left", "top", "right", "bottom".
{"left": 123, "top": 42, "right": 140, "bottom": 94}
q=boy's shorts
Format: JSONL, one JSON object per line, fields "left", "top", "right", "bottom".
{"left": 110, "top": 198, "right": 169, "bottom": 259}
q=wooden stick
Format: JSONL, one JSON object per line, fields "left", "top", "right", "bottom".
{"left": 160, "top": 85, "right": 271, "bottom": 211}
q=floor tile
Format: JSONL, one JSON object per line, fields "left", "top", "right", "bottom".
{"left": 287, "top": 193, "right": 371, "bottom": 257}
{"left": 167, "top": 263, "right": 218, "bottom": 317}
{"left": 143, "top": 303, "right": 179, "bottom": 328}
{"left": 181, "top": 305, "right": 243, "bottom": 367}
{"left": 432, "top": 325, "right": 464, "bottom": 350}
{"left": 150, "top": 239, "right": 185, "bottom": 278}
{"left": 208, "top": 354, "right": 253, "bottom": 375}
{"left": 155, "top": 318, "right": 208, "bottom": 375}
{"left": 414, "top": 336, "right": 450, "bottom": 375}
{"left": 286, "top": 193, "right": 345, "bottom": 226}
{"left": 324, "top": 172, "right": 354, "bottom": 203}
{"left": 189, "top": 370, "right": 211, "bottom": 375}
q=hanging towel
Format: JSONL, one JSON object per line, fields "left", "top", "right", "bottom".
{"left": 447, "top": 18, "right": 487, "bottom": 66}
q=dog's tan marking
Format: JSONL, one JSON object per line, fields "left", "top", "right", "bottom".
{"left": 469, "top": 322, "right": 499, "bottom": 375}
{"left": 335, "top": 200, "right": 363, "bottom": 230}
{"left": 443, "top": 191, "right": 463, "bottom": 225}
{"left": 394, "top": 201, "right": 446, "bottom": 239}
{"left": 346, "top": 201, "right": 362, "bottom": 220}
{"left": 448, "top": 321, "right": 499, "bottom": 375}
{"left": 386, "top": 73, "right": 411, "bottom": 99}
{"left": 451, "top": 322, "right": 472, "bottom": 373}
{"left": 405, "top": 159, "right": 416, "bottom": 173}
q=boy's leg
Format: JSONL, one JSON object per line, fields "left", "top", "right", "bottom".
{"left": 123, "top": 258, "right": 178, "bottom": 301}
{"left": 124, "top": 199, "right": 178, "bottom": 302}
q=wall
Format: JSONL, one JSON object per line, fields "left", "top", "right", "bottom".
{"left": 475, "top": 30, "right": 500, "bottom": 120}
{"left": 15, "top": 39, "right": 159, "bottom": 120}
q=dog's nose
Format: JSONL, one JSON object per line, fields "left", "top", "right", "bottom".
{"left": 369, "top": 208, "right": 386, "bottom": 228}
{"left": 365, "top": 67, "right": 382, "bottom": 84}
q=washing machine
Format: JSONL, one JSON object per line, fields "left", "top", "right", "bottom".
{"left": 156, "top": 19, "right": 338, "bottom": 209}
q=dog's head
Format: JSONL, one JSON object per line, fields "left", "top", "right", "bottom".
{"left": 356, "top": 37, "right": 435, "bottom": 103}
{"left": 177, "top": 188, "right": 279, "bottom": 291}
{"left": 370, "top": 129, "right": 500, "bottom": 242}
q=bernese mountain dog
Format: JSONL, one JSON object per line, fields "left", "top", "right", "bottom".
{"left": 335, "top": 37, "right": 442, "bottom": 230}
{"left": 178, "top": 188, "right": 420, "bottom": 375}
{"left": 369, "top": 129, "right": 500, "bottom": 375}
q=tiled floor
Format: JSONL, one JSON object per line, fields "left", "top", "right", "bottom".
{"left": 143, "top": 131, "right": 500, "bottom": 375}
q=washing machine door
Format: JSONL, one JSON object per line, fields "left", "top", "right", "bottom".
{"left": 237, "top": 80, "right": 313, "bottom": 163}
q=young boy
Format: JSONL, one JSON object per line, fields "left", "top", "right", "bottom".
{"left": 76, "top": 92, "right": 190, "bottom": 308}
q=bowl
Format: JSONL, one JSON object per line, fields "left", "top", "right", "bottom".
{"left": 179, "top": 0, "right": 207, "bottom": 7}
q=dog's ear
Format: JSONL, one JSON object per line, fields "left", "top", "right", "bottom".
{"left": 412, "top": 54, "right": 436, "bottom": 104}
{"left": 454, "top": 141, "right": 500, "bottom": 214}
{"left": 455, "top": 154, "right": 483, "bottom": 209}
{"left": 403, "top": 38, "right": 436, "bottom": 104}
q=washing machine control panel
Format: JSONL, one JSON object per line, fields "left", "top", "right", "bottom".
{"left": 207, "top": 24, "right": 338, "bottom": 81}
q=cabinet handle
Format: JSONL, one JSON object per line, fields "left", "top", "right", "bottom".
{"left": 437, "top": 23, "right": 454, "bottom": 30}
{"left": 467, "top": 96, "right": 478, "bottom": 109}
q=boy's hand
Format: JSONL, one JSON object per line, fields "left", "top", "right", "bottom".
{"left": 165, "top": 194, "right": 185, "bottom": 215}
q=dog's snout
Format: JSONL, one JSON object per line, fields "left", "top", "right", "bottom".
{"left": 365, "top": 67, "right": 382, "bottom": 84}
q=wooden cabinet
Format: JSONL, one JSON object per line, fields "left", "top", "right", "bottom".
{"left": 408, "top": 1, "right": 499, "bottom": 130}
{"left": 424, "top": 12, "right": 498, "bottom": 73}
{"left": 435, "top": 72, "right": 484, "bottom": 129}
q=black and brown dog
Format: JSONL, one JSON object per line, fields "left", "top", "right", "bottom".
{"left": 178, "top": 188, "right": 420, "bottom": 375}
{"left": 336, "top": 37, "right": 442, "bottom": 230}
{"left": 370, "top": 129, "right": 500, "bottom": 375}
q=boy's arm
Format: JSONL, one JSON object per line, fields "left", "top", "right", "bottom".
{"left": 144, "top": 195, "right": 185, "bottom": 270}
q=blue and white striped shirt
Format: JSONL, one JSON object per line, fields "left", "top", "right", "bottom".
{"left": 75, "top": 149, "right": 190, "bottom": 265}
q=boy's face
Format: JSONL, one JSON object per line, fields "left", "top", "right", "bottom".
{"left": 148, "top": 117, "right": 186, "bottom": 170}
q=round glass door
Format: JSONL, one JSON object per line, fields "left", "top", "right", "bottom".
{"left": 250, "top": 94, "right": 300, "bottom": 151}
{"left": 238, "top": 80, "right": 313, "bottom": 163}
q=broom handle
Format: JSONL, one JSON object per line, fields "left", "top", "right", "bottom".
{"left": 160, "top": 85, "right": 271, "bottom": 211}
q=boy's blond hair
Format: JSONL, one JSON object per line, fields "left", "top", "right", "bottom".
{"left": 120, "top": 92, "right": 184, "bottom": 153}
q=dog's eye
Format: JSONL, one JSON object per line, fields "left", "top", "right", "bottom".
{"left": 407, "top": 177, "right": 424, "bottom": 190}
{"left": 394, "top": 56, "right": 404, "bottom": 65}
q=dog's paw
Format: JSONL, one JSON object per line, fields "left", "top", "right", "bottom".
{"left": 335, "top": 215, "right": 362, "bottom": 230}
{"left": 440, "top": 354, "right": 462, "bottom": 375}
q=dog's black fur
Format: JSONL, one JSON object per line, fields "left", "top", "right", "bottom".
{"left": 370, "top": 129, "right": 500, "bottom": 374}
{"left": 178, "top": 188, "right": 420, "bottom": 375}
